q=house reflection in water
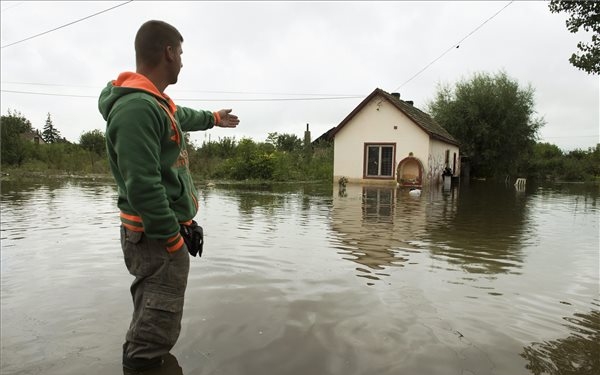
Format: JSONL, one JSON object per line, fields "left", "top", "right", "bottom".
{"left": 330, "top": 183, "right": 460, "bottom": 284}
{"left": 331, "top": 182, "right": 527, "bottom": 284}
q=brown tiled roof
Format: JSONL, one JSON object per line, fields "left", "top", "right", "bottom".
{"left": 330, "top": 88, "right": 459, "bottom": 146}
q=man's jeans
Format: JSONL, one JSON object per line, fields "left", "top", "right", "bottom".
{"left": 120, "top": 225, "right": 190, "bottom": 360}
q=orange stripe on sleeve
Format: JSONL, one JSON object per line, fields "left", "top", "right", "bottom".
{"left": 166, "top": 236, "right": 184, "bottom": 253}
{"left": 120, "top": 212, "right": 142, "bottom": 223}
{"left": 213, "top": 111, "right": 221, "bottom": 125}
{"left": 123, "top": 223, "right": 144, "bottom": 232}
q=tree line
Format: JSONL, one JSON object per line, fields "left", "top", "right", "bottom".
{"left": 0, "top": 109, "right": 333, "bottom": 181}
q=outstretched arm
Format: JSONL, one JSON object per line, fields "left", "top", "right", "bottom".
{"left": 177, "top": 107, "right": 240, "bottom": 131}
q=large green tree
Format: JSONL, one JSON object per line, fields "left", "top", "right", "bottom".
{"left": 79, "top": 129, "right": 106, "bottom": 156}
{"left": 266, "top": 132, "right": 302, "bottom": 152}
{"left": 1, "top": 110, "right": 34, "bottom": 166}
{"left": 549, "top": 0, "right": 600, "bottom": 75}
{"left": 428, "top": 71, "right": 545, "bottom": 178}
{"left": 79, "top": 129, "right": 106, "bottom": 168}
{"left": 42, "top": 112, "right": 61, "bottom": 144}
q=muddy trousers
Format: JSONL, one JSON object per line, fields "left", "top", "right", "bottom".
{"left": 120, "top": 226, "right": 190, "bottom": 360}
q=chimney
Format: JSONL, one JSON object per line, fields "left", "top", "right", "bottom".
{"left": 405, "top": 100, "right": 414, "bottom": 106}
{"left": 390, "top": 92, "right": 400, "bottom": 100}
{"left": 304, "top": 123, "right": 312, "bottom": 158}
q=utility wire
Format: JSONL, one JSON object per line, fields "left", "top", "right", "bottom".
{"left": 176, "top": 96, "right": 363, "bottom": 102}
{"left": 0, "top": 90, "right": 96, "bottom": 98}
{"left": 1, "top": 2, "right": 24, "bottom": 13}
{"left": 1, "top": 81, "right": 97, "bottom": 88}
{"left": 1, "top": 1, "right": 133, "bottom": 49}
{"left": 0, "top": 89, "right": 363, "bottom": 102}
{"left": 0, "top": 81, "right": 363, "bottom": 97}
{"left": 393, "top": 1, "right": 514, "bottom": 91}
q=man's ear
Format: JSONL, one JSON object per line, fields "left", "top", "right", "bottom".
{"left": 165, "top": 45, "right": 176, "bottom": 62}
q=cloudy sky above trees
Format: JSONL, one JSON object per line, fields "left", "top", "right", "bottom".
{"left": 1, "top": 1, "right": 598, "bottom": 151}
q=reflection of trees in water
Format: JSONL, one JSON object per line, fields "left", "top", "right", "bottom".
{"left": 425, "top": 182, "right": 529, "bottom": 275}
{"left": 2, "top": 178, "right": 67, "bottom": 196}
{"left": 3, "top": 178, "right": 72, "bottom": 208}
{"left": 520, "top": 307, "right": 600, "bottom": 375}
{"left": 211, "top": 183, "right": 333, "bottom": 236}
{"left": 218, "top": 183, "right": 331, "bottom": 216}
{"left": 2, "top": 177, "right": 117, "bottom": 205}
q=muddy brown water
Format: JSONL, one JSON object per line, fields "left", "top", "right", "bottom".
{"left": 1, "top": 179, "right": 598, "bottom": 375}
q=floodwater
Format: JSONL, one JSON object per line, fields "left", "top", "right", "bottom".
{"left": 1, "top": 178, "right": 598, "bottom": 375}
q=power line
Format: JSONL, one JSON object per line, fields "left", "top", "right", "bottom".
{"left": 0, "top": 81, "right": 363, "bottom": 97}
{"left": 1, "top": 2, "right": 24, "bottom": 13}
{"left": 177, "top": 96, "right": 363, "bottom": 102}
{"left": 1, "top": 1, "right": 134, "bottom": 49}
{"left": 0, "top": 89, "right": 363, "bottom": 102}
{"left": 392, "top": 1, "right": 514, "bottom": 92}
{"left": 1, "top": 90, "right": 96, "bottom": 98}
{"left": 1, "top": 81, "right": 97, "bottom": 88}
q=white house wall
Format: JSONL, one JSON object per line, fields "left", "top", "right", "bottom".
{"left": 333, "top": 96, "right": 430, "bottom": 184}
{"left": 427, "top": 139, "right": 460, "bottom": 184}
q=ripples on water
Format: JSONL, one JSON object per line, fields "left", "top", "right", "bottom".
{"left": 1, "top": 179, "right": 598, "bottom": 375}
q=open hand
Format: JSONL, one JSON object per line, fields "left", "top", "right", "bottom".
{"left": 215, "top": 109, "right": 239, "bottom": 128}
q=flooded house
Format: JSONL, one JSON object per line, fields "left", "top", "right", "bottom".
{"left": 329, "top": 88, "right": 460, "bottom": 187}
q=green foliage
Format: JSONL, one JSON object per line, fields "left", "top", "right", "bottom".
{"left": 79, "top": 129, "right": 107, "bottom": 169}
{"left": 428, "top": 71, "right": 545, "bottom": 178}
{"left": 196, "top": 136, "right": 238, "bottom": 158}
{"left": 1, "top": 110, "right": 34, "bottom": 166}
{"left": 549, "top": 0, "right": 600, "bottom": 75}
{"left": 218, "top": 138, "right": 275, "bottom": 180}
{"left": 266, "top": 132, "right": 302, "bottom": 152}
{"left": 1, "top": 110, "right": 107, "bottom": 173}
{"left": 187, "top": 133, "right": 333, "bottom": 182}
{"left": 42, "top": 113, "right": 61, "bottom": 144}
{"left": 79, "top": 129, "right": 106, "bottom": 156}
{"left": 526, "top": 142, "right": 600, "bottom": 182}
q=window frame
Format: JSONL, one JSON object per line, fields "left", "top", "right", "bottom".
{"left": 363, "top": 143, "right": 396, "bottom": 179}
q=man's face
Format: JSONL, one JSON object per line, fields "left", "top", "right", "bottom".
{"left": 168, "top": 43, "right": 183, "bottom": 85}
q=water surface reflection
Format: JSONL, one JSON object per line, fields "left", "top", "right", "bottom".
{"left": 1, "top": 179, "right": 598, "bottom": 375}
{"left": 521, "top": 302, "right": 600, "bottom": 375}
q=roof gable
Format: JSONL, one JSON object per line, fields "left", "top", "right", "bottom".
{"left": 331, "top": 88, "right": 459, "bottom": 146}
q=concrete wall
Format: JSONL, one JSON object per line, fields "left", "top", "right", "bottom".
{"left": 427, "top": 139, "right": 460, "bottom": 185}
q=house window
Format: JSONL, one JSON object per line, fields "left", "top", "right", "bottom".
{"left": 445, "top": 149, "right": 450, "bottom": 167}
{"left": 365, "top": 144, "right": 395, "bottom": 178}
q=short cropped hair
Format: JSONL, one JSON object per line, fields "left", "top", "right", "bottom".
{"left": 135, "top": 20, "right": 183, "bottom": 67}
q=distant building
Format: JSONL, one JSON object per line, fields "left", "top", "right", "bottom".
{"left": 22, "top": 129, "right": 46, "bottom": 145}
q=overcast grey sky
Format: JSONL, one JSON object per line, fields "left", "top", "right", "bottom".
{"left": 1, "top": 1, "right": 598, "bottom": 151}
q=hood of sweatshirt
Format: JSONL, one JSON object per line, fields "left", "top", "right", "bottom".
{"left": 98, "top": 71, "right": 176, "bottom": 120}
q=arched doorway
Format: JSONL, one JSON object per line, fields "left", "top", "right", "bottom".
{"left": 397, "top": 156, "right": 423, "bottom": 187}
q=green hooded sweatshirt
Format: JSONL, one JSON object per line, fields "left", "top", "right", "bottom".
{"left": 98, "top": 72, "right": 216, "bottom": 252}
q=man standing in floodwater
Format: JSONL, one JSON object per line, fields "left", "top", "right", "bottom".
{"left": 98, "top": 20, "right": 240, "bottom": 371}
